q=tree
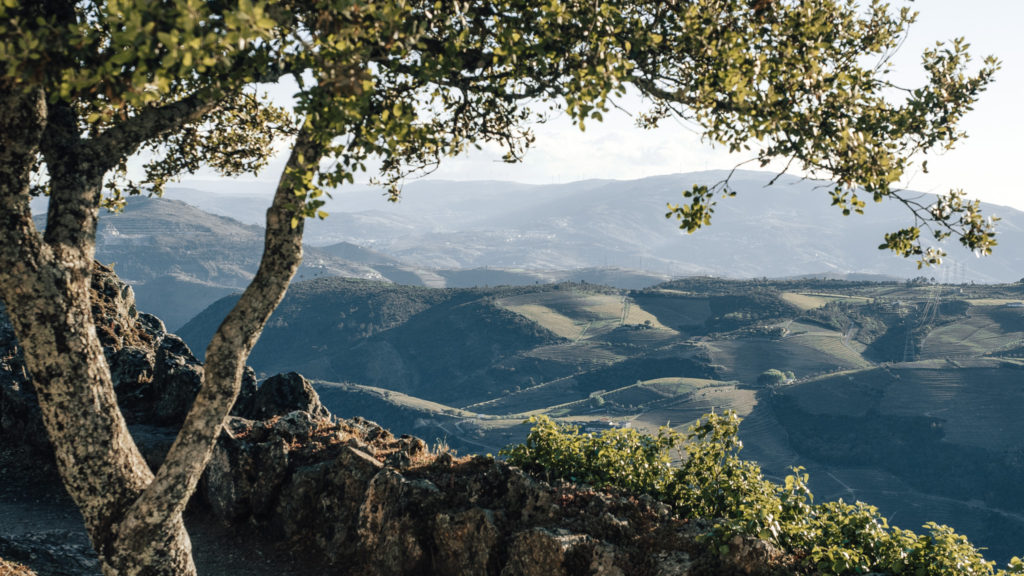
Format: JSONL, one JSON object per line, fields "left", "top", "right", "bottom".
{"left": 0, "top": 1, "right": 998, "bottom": 574}
{"left": 757, "top": 368, "right": 789, "bottom": 387}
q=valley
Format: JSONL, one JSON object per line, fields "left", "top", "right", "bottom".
{"left": 46, "top": 173, "right": 1024, "bottom": 564}
{"left": 179, "top": 273, "right": 1024, "bottom": 564}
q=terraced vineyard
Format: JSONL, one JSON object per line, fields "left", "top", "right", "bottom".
{"left": 521, "top": 342, "right": 626, "bottom": 367}
{"left": 920, "top": 305, "right": 1024, "bottom": 359}
{"left": 497, "top": 290, "right": 674, "bottom": 343}
{"left": 632, "top": 386, "right": 757, "bottom": 434}
{"left": 785, "top": 331, "right": 872, "bottom": 369}
{"left": 780, "top": 292, "right": 835, "bottom": 311}
{"left": 702, "top": 334, "right": 869, "bottom": 384}
{"left": 629, "top": 292, "right": 712, "bottom": 330}
{"left": 881, "top": 361, "right": 1024, "bottom": 451}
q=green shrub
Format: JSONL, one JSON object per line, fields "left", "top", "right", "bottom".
{"left": 756, "top": 368, "right": 788, "bottom": 387}
{"left": 502, "top": 411, "right": 1024, "bottom": 576}
{"left": 501, "top": 417, "right": 679, "bottom": 496}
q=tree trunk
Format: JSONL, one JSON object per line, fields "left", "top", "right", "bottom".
{"left": 1, "top": 87, "right": 321, "bottom": 572}
{"left": 0, "top": 90, "right": 197, "bottom": 575}
{"left": 111, "top": 126, "right": 320, "bottom": 573}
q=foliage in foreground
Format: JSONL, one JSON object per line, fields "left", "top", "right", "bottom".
{"left": 502, "top": 412, "right": 1024, "bottom": 575}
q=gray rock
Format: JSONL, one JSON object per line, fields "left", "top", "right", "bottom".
{"left": 0, "top": 531, "right": 100, "bottom": 576}
{"left": 241, "top": 372, "right": 330, "bottom": 421}
{"left": 151, "top": 334, "right": 204, "bottom": 425}
{"left": 432, "top": 508, "right": 500, "bottom": 576}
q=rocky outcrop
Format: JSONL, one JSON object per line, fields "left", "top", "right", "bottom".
{"left": 198, "top": 409, "right": 788, "bottom": 575}
{"left": 232, "top": 371, "right": 330, "bottom": 422}
{"left": 0, "top": 262, "right": 261, "bottom": 454}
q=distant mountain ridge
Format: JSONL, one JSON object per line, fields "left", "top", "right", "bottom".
{"left": 168, "top": 170, "right": 1024, "bottom": 284}
{"left": 29, "top": 170, "right": 1024, "bottom": 329}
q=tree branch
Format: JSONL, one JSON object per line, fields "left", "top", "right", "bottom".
{"left": 91, "top": 93, "right": 225, "bottom": 169}
{"left": 90, "top": 57, "right": 293, "bottom": 174}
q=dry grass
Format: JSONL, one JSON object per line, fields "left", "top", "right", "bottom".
{"left": 498, "top": 292, "right": 674, "bottom": 343}
{"left": 786, "top": 332, "right": 872, "bottom": 369}
{"left": 315, "top": 381, "right": 478, "bottom": 418}
{"left": 0, "top": 558, "right": 36, "bottom": 576}
{"left": 498, "top": 302, "right": 585, "bottom": 340}
{"left": 963, "top": 298, "right": 1024, "bottom": 306}
{"left": 703, "top": 336, "right": 870, "bottom": 384}
{"left": 630, "top": 385, "right": 757, "bottom": 435}
{"left": 780, "top": 292, "right": 833, "bottom": 311}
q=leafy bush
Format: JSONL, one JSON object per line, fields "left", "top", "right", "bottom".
{"left": 503, "top": 411, "right": 1024, "bottom": 576}
{"left": 756, "top": 368, "right": 788, "bottom": 387}
{"left": 501, "top": 417, "right": 679, "bottom": 496}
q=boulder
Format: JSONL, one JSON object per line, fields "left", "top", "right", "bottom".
{"left": 150, "top": 334, "right": 204, "bottom": 425}
{"left": 432, "top": 507, "right": 501, "bottom": 576}
{"left": 238, "top": 371, "right": 330, "bottom": 421}
{"left": 0, "top": 261, "right": 263, "bottom": 446}
{"left": 0, "top": 262, "right": 200, "bottom": 448}
{"left": 500, "top": 528, "right": 623, "bottom": 576}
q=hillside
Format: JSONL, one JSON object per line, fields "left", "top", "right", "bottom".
{"left": 51, "top": 196, "right": 385, "bottom": 329}
{"left": 180, "top": 274, "right": 1024, "bottom": 564}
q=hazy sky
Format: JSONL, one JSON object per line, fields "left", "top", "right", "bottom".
{"left": 185, "top": 1, "right": 1024, "bottom": 211}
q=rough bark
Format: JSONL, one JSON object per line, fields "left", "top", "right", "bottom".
{"left": 0, "top": 89, "right": 195, "bottom": 575}
{"left": 111, "top": 126, "right": 320, "bottom": 573}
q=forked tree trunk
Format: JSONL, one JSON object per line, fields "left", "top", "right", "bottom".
{"left": 0, "top": 88, "right": 196, "bottom": 576}
{"left": 109, "top": 128, "right": 319, "bottom": 575}
{"left": 0, "top": 84, "right": 319, "bottom": 575}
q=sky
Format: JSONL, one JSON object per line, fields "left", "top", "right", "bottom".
{"left": 184, "top": 1, "right": 1024, "bottom": 211}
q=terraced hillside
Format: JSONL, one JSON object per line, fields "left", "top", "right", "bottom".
{"left": 745, "top": 358, "right": 1024, "bottom": 564}
{"left": 182, "top": 279, "right": 802, "bottom": 437}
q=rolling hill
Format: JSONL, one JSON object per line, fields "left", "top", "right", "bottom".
{"left": 31, "top": 170, "right": 1024, "bottom": 331}
{"left": 44, "top": 196, "right": 386, "bottom": 329}
{"left": 179, "top": 274, "right": 1024, "bottom": 563}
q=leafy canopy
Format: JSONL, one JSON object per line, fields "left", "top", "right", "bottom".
{"left": 0, "top": 0, "right": 998, "bottom": 263}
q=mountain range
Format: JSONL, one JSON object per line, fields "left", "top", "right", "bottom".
{"left": 170, "top": 170, "right": 1024, "bottom": 283}
{"left": 177, "top": 273, "right": 1024, "bottom": 564}
{"left": 31, "top": 170, "right": 1024, "bottom": 330}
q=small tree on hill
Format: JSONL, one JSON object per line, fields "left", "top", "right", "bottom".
{"left": 0, "top": 1, "right": 999, "bottom": 574}
{"left": 757, "top": 368, "right": 789, "bottom": 387}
